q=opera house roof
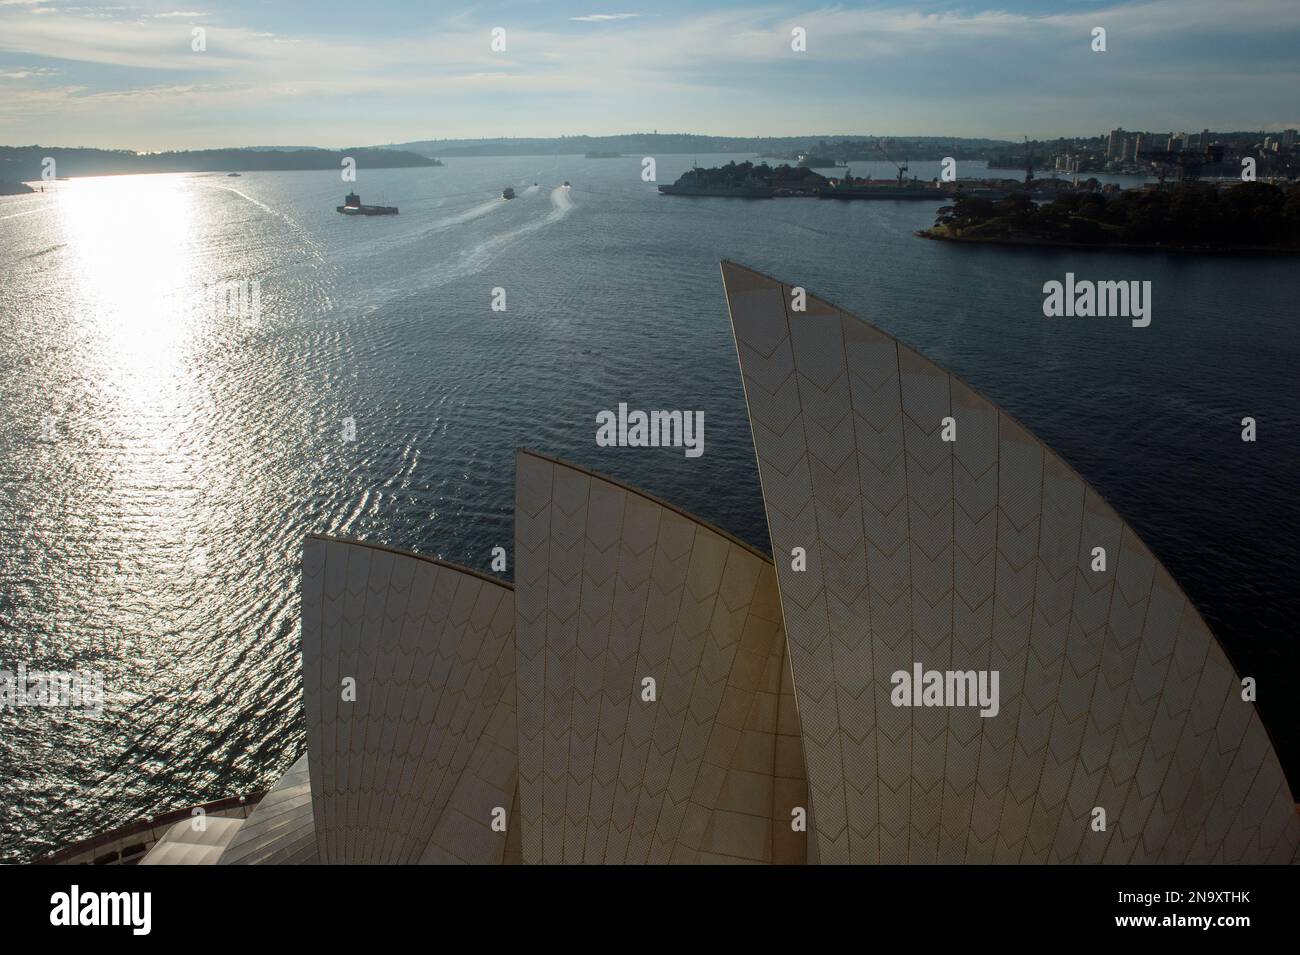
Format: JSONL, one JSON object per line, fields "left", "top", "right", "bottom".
{"left": 133, "top": 261, "right": 1297, "bottom": 865}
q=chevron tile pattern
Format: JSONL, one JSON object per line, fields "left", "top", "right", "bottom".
{"left": 418, "top": 685, "right": 520, "bottom": 864}
{"left": 720, "top": 259, "right": 1299, "bottom": 865}
{"left": 514, "top": 451, "right": 809, "bottom": 864}
{"left": 301, "top": 535, "right": 517, "bottom": 864}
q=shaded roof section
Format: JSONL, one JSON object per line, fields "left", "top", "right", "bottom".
{"left": 514, "top": 451, "right": 809, "bottom": 864}
{"left": 219, "top": 755, "right": 317, "bottom": 865}
{"left": 721, "top": 260, "right": 1299, "bottom": 865}
{"left": 301, "top": 535, "right": 517, "bottom": 864}
{"left": 417, "top": 683, "right": 520, "bottom": 864}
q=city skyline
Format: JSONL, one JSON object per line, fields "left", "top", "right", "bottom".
{"left": 1, "top": 0, "right": 1299, "bottom": 150}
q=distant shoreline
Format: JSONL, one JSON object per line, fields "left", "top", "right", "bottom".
{"left": 0, "top": 146, "right": 440, "bottom": 182}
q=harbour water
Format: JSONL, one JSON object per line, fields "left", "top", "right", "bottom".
{"left": 1, "top": 155, "right": 1296, "bottom": 861}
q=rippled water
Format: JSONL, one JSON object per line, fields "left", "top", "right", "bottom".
{"left": 1, "top": 156, "right": 1296, "bottom": 861}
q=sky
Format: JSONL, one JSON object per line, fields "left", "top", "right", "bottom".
{"left": 0, "top": 0, "right": 1297, "bottom": 150}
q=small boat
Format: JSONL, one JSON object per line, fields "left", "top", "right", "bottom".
{"left": 336, "top": 192, "right": 398, "bottom": 216}
{"left": 502, "top": 187, "right": 515, "bottom": 200}
{"left": 227, "top": 172, "right": 242, "bottom": 177}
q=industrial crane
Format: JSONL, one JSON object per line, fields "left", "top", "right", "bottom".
{"left": 878, "top": 139, "right": 910, "bottom": 187}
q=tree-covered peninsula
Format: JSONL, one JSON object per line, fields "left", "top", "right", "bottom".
{"left": 920, "top": 181, "right": 1300, "bottom": 252}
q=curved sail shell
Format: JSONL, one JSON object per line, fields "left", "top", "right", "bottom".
{"left": 721, "top": 260, "right": 1298, "bottom": 865}
{"left": 514, "top": 451, "right": 809, "bottom": 864}
{"left": 300, "top": 536, "right": 518, "bottom": 864}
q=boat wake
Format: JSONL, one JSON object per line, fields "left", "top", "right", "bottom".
{"left": 434, "top": 184, "right": 576, "bottom": 278}
{"left": 425, "top": 197, "right": 506, "bottom": 232}
{"left": 333, "top": 185, "right": 577, "bottom": 310}
{"left": 0, "top": 203, "right": 51, "bottom": 222}
{"left": 203, "top": 181, "right": 329, "bottom": 263}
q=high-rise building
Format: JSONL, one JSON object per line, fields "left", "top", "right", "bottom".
{"left": 1282, "top": 129, "right": 1297, "bottom": 149}
{"left": 1134, "top": 133, "right": 1163, "bottom": 158}
{"left": 1107, "top": 128, "right": 1126, "bottom": 160}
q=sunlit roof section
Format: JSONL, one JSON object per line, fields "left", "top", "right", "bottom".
{"left": 219, "top": 755, "right": 317, "bottom": 866}
{"left": 514, "top": 451, "right": 810, "bottom": 864}
{"left": 140, "top": 816, "right": 243, "bottom": 866}
{"left": 301, "top": 536, "right": 517, "bottom": 864}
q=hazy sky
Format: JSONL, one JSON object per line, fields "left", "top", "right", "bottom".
{"left": 1, "top": 0, "right": 1297, "bottom": 150}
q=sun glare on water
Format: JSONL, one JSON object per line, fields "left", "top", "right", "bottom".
{"left": 53, "top": 174, "right": 227, "bottom": 548}
{"left": 57, "top": 174, "right": 204, "bottom": 375}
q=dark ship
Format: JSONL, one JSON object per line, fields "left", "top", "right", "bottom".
{"left": 796, "top": 154, "right": 843, "bottom": 169}
{"left": 336, "top": 192, "right": 398, "bottom": 216}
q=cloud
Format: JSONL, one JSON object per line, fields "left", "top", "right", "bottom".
{"left": 5, "top": 2, "right": 1298, "bottom": 78}
{"left": 1, "top": 0, "right": 1298, "bottom": 146}
{"left": 0, "top": 65, "right": 58, "bottom": 78}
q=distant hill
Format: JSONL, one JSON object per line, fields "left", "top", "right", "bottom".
{"left": 0, "top": 134, "right": 1030, "bottom": 179}
{"left": 0, "top": 146, "right": 440, "bottom": 181}
{"left": 388, "top": 133, "right": 1018, "bottom": 160}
